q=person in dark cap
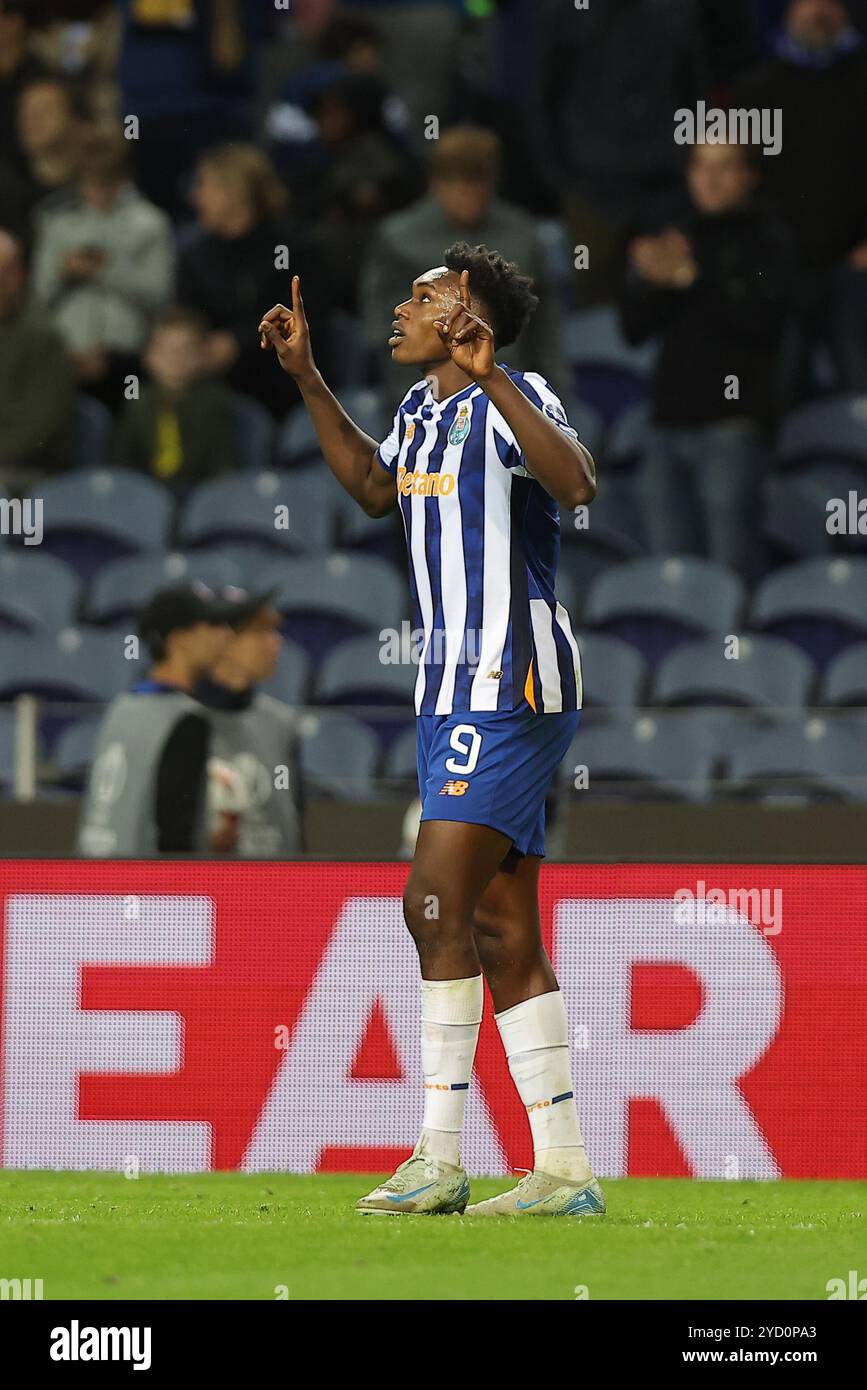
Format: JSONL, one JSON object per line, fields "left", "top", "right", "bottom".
{"left": 77, "top": 583, "right": 232, "bottom": 857}
{"left": 195, "top": 588, "right": 304, "bottom": 857}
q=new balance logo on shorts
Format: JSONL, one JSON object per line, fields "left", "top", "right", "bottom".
{"left": 439, "top": 780, "right": 470, "bottom": 796}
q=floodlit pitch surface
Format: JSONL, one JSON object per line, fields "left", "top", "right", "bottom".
{"left": 1, "top": 1173, "right": 864, "bottom": 1301}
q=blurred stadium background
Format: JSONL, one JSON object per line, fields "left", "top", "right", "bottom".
{"left": 3, "top": 0, "right": 867, "bottom": 860}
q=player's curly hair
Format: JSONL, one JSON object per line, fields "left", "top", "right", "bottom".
{"left": 443, "top": 242, "right": 539, "bottom": 349}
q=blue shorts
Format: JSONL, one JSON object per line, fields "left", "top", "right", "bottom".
{"left": 416, "top": 702, "right": 581, "bottom": 858}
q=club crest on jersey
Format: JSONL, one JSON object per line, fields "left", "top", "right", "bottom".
{"left": 448, "top": 403, "right": 471, "bottom": 447}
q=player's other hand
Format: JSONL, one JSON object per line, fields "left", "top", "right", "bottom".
{"left": 433, "top": 270, "right": 495, "bottom": 381}
{"left": 258, "top": 276, "right": 315, "bottom": 379}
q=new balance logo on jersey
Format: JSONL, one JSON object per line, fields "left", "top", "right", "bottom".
{"left": 397, "top": 466, "right": 456, "bottom": 497}
{"left": 439, "top": 780, "right": 470, "bottom": 796}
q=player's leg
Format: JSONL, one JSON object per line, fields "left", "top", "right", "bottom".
{"left": 356, "top": 817, "right": 513, "bottom": 1215}
{"left": 466, "top": 851, "right": 605, "bottom": 1217}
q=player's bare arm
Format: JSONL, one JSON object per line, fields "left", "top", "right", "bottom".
{"left": 258, "top": 276, "right": 396, "bottom": 518}
{"left": 435, "top": 270, "right": 596, "bottom": 510}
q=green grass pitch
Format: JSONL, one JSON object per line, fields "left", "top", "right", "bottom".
{"left": 1, "top": 1172, "right": 864, "bottom": 1301}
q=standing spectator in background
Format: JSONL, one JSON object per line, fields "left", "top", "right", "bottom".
{"left": 113, "top": 307, "right": 236, "bottom": 494}
{"left": 361, "top": 126, "right": 565, "bottom": 394}
{"left": 336, "top": 0, "right": 463, "bottom": 142}
{"left": 31, "top": 125, "right": 174, "bottom": 408}
{"left": 178, "top": 143, "right": 332, "bottom": 417}
{"left": 534, "top": 0, "right": 708, "bottom": 308}
{"left": 196, "top": 589, "right": 304, "bottom": 858}
{"left": 735, "top": 0, "right": 867, "bottom": 395}
{"left": 0, "top": 227, "right": 75, "bottom": 492}
{"left": 621, "top": 143, "right": 796, "bottom": 580}
{"left": 117, "top": 0, "right": 265, "bottom": 218}
{"left": 78, "top": 583, "right": 232, "bottom": 858}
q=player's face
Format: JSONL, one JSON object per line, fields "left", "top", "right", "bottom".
{"left": 389, "top": 267, "right": 464, "bottom": 366}
{"left": 687, "top": 145, "right": 757, "bottom": 216}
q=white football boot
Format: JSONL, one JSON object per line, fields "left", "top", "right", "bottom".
{"left": 356, "top": 1152, "right": 470, "bottom": 1215}
{"left": 465, "top": 1169, "right": 606, "bottom": 1217}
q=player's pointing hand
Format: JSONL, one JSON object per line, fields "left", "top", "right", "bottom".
{"left": 258, "top": 275, "right": 315, "bottom": 380}
{"left": 433, "top": 269, "right": 495, "bottom": 382}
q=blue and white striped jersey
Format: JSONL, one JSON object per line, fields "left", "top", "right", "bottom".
{"left": 376, "top": 366, "right": 584, "bottom": 716}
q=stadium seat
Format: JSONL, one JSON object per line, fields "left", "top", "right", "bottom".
{"left": 564, "top": 307, "right": 657, "bottom": 376}
{"left": 762, "top": 475, "right": 834, "bottom": 560}
{"left": 653, "top": 634, "right": 816, "bottom": 709}
{"left": 280, "top": 387, "right": 388, "bottom": 467}
{"left": 383, "top": 723, "right": 419, "bottom": 789}
{"left": 0, "top": 706, "right": 16, "bottom": 790}
{"left": 86, "top": 551, "right": 245, "bottom": 624}
{"left": 749, "top": 557, "right": 867, "bottom": 669}
{"left": 584, "top": 556, "right": 745, "bottom": 666}
{"left": 180, "top": 468, "right": 334, "bottom": 556}
{"left": 333, "top": 487, "right": 404, "bottom": 564}
{"left": 726, "top": 716, "right": 867, "bottom": 802}
{"left": 573, "top": 632, "right": 648, "bottom": 707}
{"left": 33, "top": 468, "right": 173, "bottom": 580}
{"left": 72, "top": 394, "right": 112, "bottom": 469}
{"left": 256, "top": 551, "right": 409, "bottom": 664}
{"left": 0, "top": 627, "right": 137, "bottom": 702}
{"left": 259, "top": 639, "right": 312, "bottom": 706}
{"left": 0, "top": 551, "right": 82, "bottom": 631}
{"left": 313, "top": 634, "right": 416, "bottom": 706}
{"left": 297, "top": 709, "right": 382, "bottom": 800}
{"left": 52, "top": 716, "right": 101, "bottom": 790}
{"left": 559, "top": 481, "right": 645, "bottom": 590}
{"left": 775, "top": 394, "right": 867, "bottom": 468}
{"left": 821, "top": 641, "right": 867, "bottom": 705}
{"left": 560, "top": 711, "right": 714, "bottom": 801}
{"left": 231, "top": 393, "right": 276, "bottom": 470}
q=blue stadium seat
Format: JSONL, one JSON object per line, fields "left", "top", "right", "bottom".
{"left": 180, "top": 469, "right": 334, "bottom": 556}
{"left": 34, "top": 468, "right": 173, "bottom": 579}
{"left": 383, "top": 723, "right": 419, "bottom": 787}
{"left": 297, "top": 709, "right": 382, "bottom": 799}
{"left": 821, "top": 641, "right": 867, "bottom": 705}
{"left": 559, "top": 482, "right": 645, "bottom": 591}
{"left": 573, "top": 631, "right": 648, "bottom": 707}
{"left": 334, "top": 489, "right": 404, "bottom": 563}
{"left": 280, "top": 387, "right": 388, "bottom": 467}
{"left": 775, "top": 394, "right": 867, "bottom": 468}
{"left": 0, "top": 551, "right": 82, "bottom": 631}
{"left": 564, "top": 307, "right": 657, "bottom": 376}
{"left": 749, "top": 557, "right": 867, "bottom": 669}
{"left": 259, "top": 639, "right": 312, "bottom": 706}
{"left": 313, "top": 634, "right": 416, "bottom": 706}
{"left": 256, "top": 552, "right": 409, "bottom": 664}
{"left": 232, "top": 393, "right": 276, "bottom": 471}
{"left": 0, "top": 627, "right": 136, "bottom": 702}
{"left": 762, "top": 475, "right": 834, "bottom": 560}
{"left": 72, "top": 394, "right": 112, "bottom": 469}
{"left": 653, "top": 634, "right": 816, "bottom": 709}
{"left": 86, "top": 551, "right": 244, "bottom": 624}
{"left": 0, "top": 706, "right": 16, "bottom": 790}
{"left": 584, "top": 556, "right": 745, "bottom": 666}
{"left": 52, "top": 716, "right": 101, "bottom": 790}
{"left": 726, "top": 717, "right": 867, "bottom": 802}
{"left": 560, "top": 711, "right": 713, "bottom": 801}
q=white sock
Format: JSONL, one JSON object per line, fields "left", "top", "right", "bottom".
{"left": 496, "top": 990, "right": 593, "bottom": 1183}
{"left": 415, "top": 975, "right": 483, "bottom": 1168}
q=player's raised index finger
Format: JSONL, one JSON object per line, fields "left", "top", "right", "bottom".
{"left": 459, "top": 269, "right": 471, "bottom": 308}
{"left": 291, "top": 275, "right": 305, "bottom": 318}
